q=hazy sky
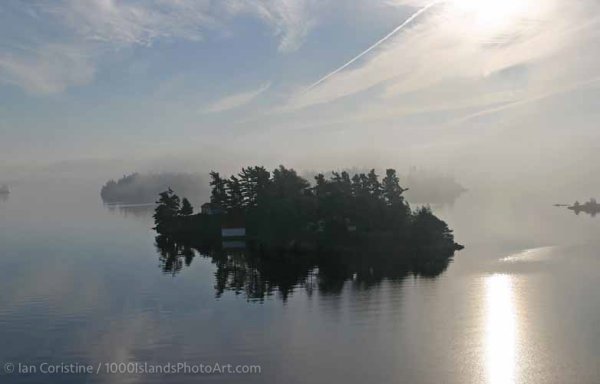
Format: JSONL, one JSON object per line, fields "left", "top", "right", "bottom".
{"left": 1, "top": 0, "right": 599, "bottom": 181}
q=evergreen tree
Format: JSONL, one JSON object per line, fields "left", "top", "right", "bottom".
{"left": 271, "top": 165, "right": 310, "bottom": 198}
{"left": 209, "top": 171, "right": 228, "bottom": 208}
{"left": 254, "top": 166, "right": 271, "bottom": 205}
{"left": 314, "top": 173, "right": 328, "bottom": 197}
{"left": 179, "top": 198, "right": 194, "bottom": 215}
{"left": 382, "top": 169, "right": 407, "bottom": 205}
{"left": 351, "top": 174, "right": 362, "bottom": 197}
{"left": 239, "top": 166, "right": 271, "bottom": 208}
{"left": 153, "top": 188, "right": 181, "bottom": 231}
{"left": 367, "top": 169, "right": 382, "bottom": 198}
{"left": 331, "top": 171, "right": 352, "bottom": 198}
{"left": 226, "top": 176, "right": 244, "bottom": 210}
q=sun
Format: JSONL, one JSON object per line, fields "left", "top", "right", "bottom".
{"left": 448, "top": 0, "right": 536, "bottom": 37}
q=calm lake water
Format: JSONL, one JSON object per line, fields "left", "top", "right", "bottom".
{"left": 1, "top": 179, "right": 599, "bottom": 383}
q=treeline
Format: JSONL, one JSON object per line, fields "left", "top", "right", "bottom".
{"left": 153, "top": 189, "right": 196, "bottom": 234}
{"left": 100, "top": 172, "right": 207, "bottom": 204}
{"left": 206, "top": 166, "right": 408, "bottom": 212}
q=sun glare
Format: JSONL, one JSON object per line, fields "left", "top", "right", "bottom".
{"left": 485, "top": 274, "right": 517, "bottom": 384}
{"left": 448, "top": 0, "right": 535, "bottom": 37}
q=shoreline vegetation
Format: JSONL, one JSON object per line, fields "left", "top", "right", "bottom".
{"left": 153, "top": 166, "right": 463, "bottom": 299}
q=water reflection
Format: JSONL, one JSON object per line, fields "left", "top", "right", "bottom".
{"left": 569, "top": 208, "right": 598, "bottom": 217}
{"left": 154, "top": 235, "right": 454, "bottom": 301}
{"left": 104, "top": 203, "right": 155, "bottom": 220}
{"left": 155, "top": 235, "right": 197, "bottom": 275}
{"left": 485, "top": 274, "right": 517, "bottom": 384}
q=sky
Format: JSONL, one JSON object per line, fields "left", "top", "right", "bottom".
{"left": 0, "top": 0, "right": 599, "bottom": 185}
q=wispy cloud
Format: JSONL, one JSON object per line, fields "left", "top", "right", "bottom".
{"left": 286, "top": 0, "right": 600, "bottom": 116}
{"left": 204, "top": 82, "right": 271, "bottom": 113}
{"left": 0, "top": 0, "right": 321, "bottom": 94}
{"left": 242, "top": 0, "right": 321, "bottom": 52}
{"left": 220, "top": 0, "right": 322, "bottom": 53}
{"left": 51, "top": 0, "right": 217, "bottom": 46}
{"left": 307, "top": 1, "right": 440, "bottom": 90}
{"left": 0, "top": 44, "right": 95, "bottom": 94}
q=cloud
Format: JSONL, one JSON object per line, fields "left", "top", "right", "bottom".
{"left": 0, "top": 44, "right": 95, "bottom": 94}
{"left": 224, "top": 0, "right": 321, "bottom": 53}
{"left": 446, "top": 76, "right": 600, "bottom": 128}
{"left": 204, "top": 82, "right": 271, "bottom": 113}
{"left": 54, "top": 0, "right": 323, "bottom": 51}
{"left": 286, "top": 0, "right": 600, "bottom": 116}
{"left": 0, "top": 0, "right": 219, "bottom": 94}
{"left": 244, "top": 0, "right": 321, "bottom": 52}
{"left": 51, "top": 0, "right": 216, "bottom": 46}
{"left": 0, "top": 0, "right": 320, "bottom": 94}
{"left": 307, "top": 1, "right": 439, "bottom": 90}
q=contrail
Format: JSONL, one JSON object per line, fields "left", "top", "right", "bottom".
{"left": 307, "top": 1, "right": 442, "bottom": 91}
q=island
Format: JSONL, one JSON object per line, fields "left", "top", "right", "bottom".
{"left": 153, "top": 166, "right": 463, "bottom": 300}
{"left": 0, "top": 184, "right": 8, "bottom": 204}
{"left": 568, "top": 199, "right": 600, "bottom": 217}
{"left": 100, "top": 172, "right": 207, "bottom": 205}
{"left": 403, "top": 168, "right": 467, "bottom": 205}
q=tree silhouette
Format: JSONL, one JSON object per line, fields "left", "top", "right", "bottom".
{"left": 271, "top": 165, "right": 310, "bottom": 198}
{"left": 382, "top": 169, "right": 407, "bottom": 205}
{"left": 179, "top": 198, "right": 194, "bottom": 216}
{"left": 367, "top": 169, "right": 382, "bottom": 198}
{"left": 226, "top": 176, "right": 244, "bottom": 211}
{"left": 153, "top": 188, "right": 181, "bottom": 232}
{"left": 239, "top": 166, "right": 271, "bottom": 208}
{"left": 209, "top": 171, "right": 228, "bottom": 209}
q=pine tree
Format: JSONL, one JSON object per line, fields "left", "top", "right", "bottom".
{"left": 153, "top": 188, "right": 181, "bottom": 231}
{"left": 209, "top": 171, "right": 228, "bottom": 208}
{"left": 367, "top": 169, "right": 382, "bottom": 198}
{"left": 271, "top": 165, "right": 310, "bottom": 198}
{"left": 239, "top": 166, "right": 270, "bottom": 208}
{"left": 382, "top": 169, "right": 407, "bottom": 205}
{"left": 226, "top": 176, "right": 244, "bottom": 210}
{"left": 314, "top": 173, "right": 327, "bottom": 197}
{"left": 179, "top": 198, "right": 194, "bottom": 215}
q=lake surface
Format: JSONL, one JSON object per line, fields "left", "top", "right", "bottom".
{"left": 1, "top": 179, "right": 599, "bottom": 383}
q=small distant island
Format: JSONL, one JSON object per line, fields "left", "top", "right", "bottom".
{"left": 100, "top": 172, "right": 207, "bottom": 205}
{"left": 567, "top": 199, "right": 600, "bottom": 217}
{"left": 152, "top": 166, "right": 463, "bottom": 297}
{"left": 403, "top": 168, "right": 466, "bottom": 205}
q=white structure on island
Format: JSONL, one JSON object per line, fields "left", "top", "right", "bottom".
{"left": 221, "top": 227, "right": 246, "bottom": 237}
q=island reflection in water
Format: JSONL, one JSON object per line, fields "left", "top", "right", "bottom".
{"left": 104, "top": 202, "right": 155, "bottom": 220}
{"left": 154, "top": 234, "right": 455, "bottom": 301}
{"left": 0, "top": 192, "right": 9, "bottom": 204}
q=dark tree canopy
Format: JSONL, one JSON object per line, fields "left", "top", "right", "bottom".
{"left": 382, "top": 168, "right": 407, "bottom": 205}
{"left": 179, "top": 198, "right": 194, "bottom": 216}
{"left": 209, "top": 171, "right": 228, "bottom": 209}
{"left": 226, "top": 175, "right": 244, "bottom": 211}
{"left": 153, "top": 188, "right": 181, "bottom": 232}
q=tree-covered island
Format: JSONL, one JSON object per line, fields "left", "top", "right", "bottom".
{"left": 153, "top": 166, "right": 463, "bottom": 297}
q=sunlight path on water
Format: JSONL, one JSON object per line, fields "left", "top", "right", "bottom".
{"left": 485, "top": 274, "right": 517, "bottom": 384}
